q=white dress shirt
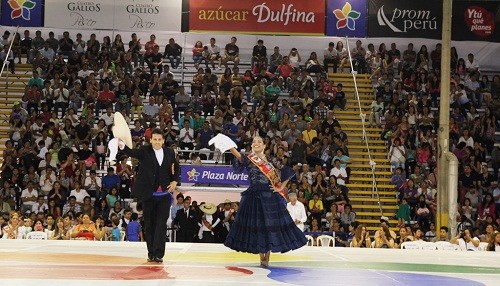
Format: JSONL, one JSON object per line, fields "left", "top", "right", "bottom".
{"left": 287, "top": 201, "right": 307, "bottom": 231}
{"left": 154, "top": 148, "right": 164, "bottom": 165}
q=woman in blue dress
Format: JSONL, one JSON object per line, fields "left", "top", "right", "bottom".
{"left": 224, "top": 136, "right": 307, "bottom": 267}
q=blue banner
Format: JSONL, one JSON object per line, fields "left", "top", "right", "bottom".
{"left": 180, "top": 165, "right": 249, "bottom": 186}
{"left": 0, "top": 0, "right": 43, "bottom": 27}
{"left": 326, "top": 0, "right": 367, "bottom": 37}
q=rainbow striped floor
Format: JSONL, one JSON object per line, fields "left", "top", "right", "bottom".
{"left": 0, "top": 240, "right": 497, "bottom": 286}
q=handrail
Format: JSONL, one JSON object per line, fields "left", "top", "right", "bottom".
{"left": 344, "top": 37, "right": 383, "bottom": 217}
{"left": 0, "top": 26, "right": 20, "bottom": 91}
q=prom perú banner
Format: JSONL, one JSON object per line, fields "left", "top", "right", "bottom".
{"left": 189, "top": 0, "right": 325, "bottom": 35}
{"left": 367, "top": 0, "right": 442, "bottom": 39}
{"left": 0, "top": 0, "right": 43, "bottom": 27}
{"left": 44, "top": 0, "right": 182, "bottom": 31}
{"left": 180, "top": 165, "right": 249, "bottom": 186}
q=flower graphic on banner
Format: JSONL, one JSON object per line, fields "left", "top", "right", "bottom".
{"left": 8, "top": 0, "right": 36, "bottom": 20}
{"left": 187, "top": 168, "right": 200, "bottom": 181}
{"left": 333, "top": 2, "right": 360, "bottom": 30}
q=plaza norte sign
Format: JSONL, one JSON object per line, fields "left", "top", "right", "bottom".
{"left": 189, "top": 0, "right": 325, "bottom": 35}
{"left": 180, "top": 165, "right": 249, "bottom": 186}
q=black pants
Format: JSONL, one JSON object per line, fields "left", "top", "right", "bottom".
{"left": 142, "top": 194, "right": 172, "bottom": 259}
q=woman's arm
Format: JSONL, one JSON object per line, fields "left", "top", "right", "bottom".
{"left": 229, "top": 147, "right": 242, "bottom": 163}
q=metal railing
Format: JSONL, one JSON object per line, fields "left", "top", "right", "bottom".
{"left": 344, "top": 37, "right": 383, "bottom": 217}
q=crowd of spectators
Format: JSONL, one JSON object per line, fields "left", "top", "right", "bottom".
{"left": 0, "top": 29, "right": 498, "bottom": 251}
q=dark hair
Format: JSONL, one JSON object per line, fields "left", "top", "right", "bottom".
{"left": 152, "top": 128, "right": 164, "bottom": 137}
{"left": 131, "top": 213, "right": 138, "bottom": 221}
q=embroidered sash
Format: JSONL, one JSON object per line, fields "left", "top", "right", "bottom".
{"left": 247, "top": 153, "right": 287, "bottom": 199}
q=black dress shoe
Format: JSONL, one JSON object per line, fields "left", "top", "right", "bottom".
{"left": 154, "top": 257, "right": 163, "bottom": 263}
{"left": 147, "top": 255, "right": 155, "bottom": 262}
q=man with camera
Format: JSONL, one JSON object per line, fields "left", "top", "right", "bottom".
{"left": 450, "top": 228, "right": 480, "bottom": 251}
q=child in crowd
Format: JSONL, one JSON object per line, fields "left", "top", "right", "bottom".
{"left": 110, "top": 217, "right": 121, "bottom": 241}
{"left": 126, "top": 213, "right": 143, "bottom": 242}
{"left": 396, "top": 197, "right": 411, "bottom": 228}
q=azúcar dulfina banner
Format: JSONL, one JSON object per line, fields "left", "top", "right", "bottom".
{"left": 367, "top": 0, "right": 442, "bottom": 39}
{"left": 44, "top": 0, "right": 182, "bottom": 31}
{"left": 326, "top": 0, "right": 367, "bottom": 37}
{"left": 189, "top": 0, "right": 325, "bottom": 35}
{"left": 180, "top": 165, "right": 249, "bottom": 186}
{"left": 0, "top": 0, "right": 43, "bottom": 27}
{"left": 451, "top": 1, "right": 500, "bottom": 42}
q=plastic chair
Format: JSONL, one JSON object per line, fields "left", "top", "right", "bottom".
{"left": 25, "top": 231, "right": 48, "bottom": 240}
{"left": 478, "top": 242, "right": 489, "bottom": 251}
{"left": 420, "top": 242, "right": 437, "bottom": 250}
{"left": 305, "top": 235, "right": 315, "bottom": 246}
{"left": 120, "top": 230, "right": 126, "bottom": 241}
{"left": 400, "top": 241, "right": 420, "bottom": 249}
{"left": 435, "top": 241, "right": 460, "bottom": 251}
{"left": 316, "top": 235, "right": 334, "bottom": 247}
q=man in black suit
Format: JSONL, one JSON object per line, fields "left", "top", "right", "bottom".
{"left": 173, "top": 199, "right": 199, "bottom": 242}
{"left": 119, "top": 128, "right": 179, "bottom": 263}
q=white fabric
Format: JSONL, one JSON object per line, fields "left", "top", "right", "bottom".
{"left": 209, "top": 133, "right": 237, "bottom": 153}
{"left": 108, "top": 138, "right": 119, "bottom": 163}
{"left": 154, "top": 148, "right": 164, "bottom": 165}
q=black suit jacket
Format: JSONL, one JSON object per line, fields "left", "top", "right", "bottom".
{"left": 122, "top": 145, "right": 179, "bottom": 201}
{"left": 173, "top": 208, "right": 199, "bottom": 232}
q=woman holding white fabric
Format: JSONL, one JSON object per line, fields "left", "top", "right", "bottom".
{"left": 210, "top": 135, "right": 307, "bottom": 267}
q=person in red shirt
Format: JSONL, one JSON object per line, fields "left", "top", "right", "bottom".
{"left": 24, "top": 84, "right": 42, "bottom": 113}
{"left": 95, "top": 83, "right": 115, "bottom": 117}
{"left": 144, "top": 34, "right": 157, "bottom": 57}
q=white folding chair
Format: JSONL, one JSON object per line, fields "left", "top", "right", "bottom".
{"left": 400, "top": 241, "right": 420, "bottom": 249}
{"left": 25, "top": 231, "right": 48, "bottom": 240}
{"left": 478, "top": 242, "right": 489, "bottom": 251}
{"left": 305, "top": 235, "right": 315, "bottom": 246}
{"left": 316, "top": 235, "right": 334, "bottom": 247}
{"left": 120, "top": 230, "right": 126, "bottom": 241}
{"left": 420, "top": 242, "right": 437, "bottom": 250}
{"left": 435, "top": 241, "right": 460, "bottom": 251}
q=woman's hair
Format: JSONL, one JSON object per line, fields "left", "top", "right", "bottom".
{"left": 354, "top": 224, "right": 366, "bottom": 240}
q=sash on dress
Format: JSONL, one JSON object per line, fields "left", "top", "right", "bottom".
{"left": 247, "top": 154, "right": 288, "bottom": 200}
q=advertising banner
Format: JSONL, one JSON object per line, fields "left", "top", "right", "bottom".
{"left": 44, "top": 0, "right": 114, "bottom": 30}
{"left": 189, "top": 0, "right": 325, "bottom": 35}
{"left": 180, "top": 165, "right": 249, "bottom": 186}
{"left": 0, "top": 0, "right": 43, "bottom": 27}
{"left": 44, "top": 0, "right": 182, "bottom": 31}
{"left": 112, "top": 0, "right": 182, "bottom": 32}
{"left": 452, "top": 1, "right": 500, "bottom": 42}
{"left": 326, "top": 0, "right": 367, "bottom": 37}
{"left": 367, "top": 0, "right": 442, "bottom": 39}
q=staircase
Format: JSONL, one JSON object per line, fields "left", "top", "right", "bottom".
{"left": 329, "top": 73, "right": 398, "bottom": 232}
{"left": 0, "top": 63, "right": 31, "bottom": 162}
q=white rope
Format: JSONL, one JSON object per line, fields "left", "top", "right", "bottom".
{"left": 344, "top": 37, "right": 383, "bottom": 216}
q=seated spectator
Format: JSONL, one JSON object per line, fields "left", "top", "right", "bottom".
{"left": 487, "top": 231, "right": 500, "bottom": 251}
{"left": 62, "top": 196, "right": 81, "bottom": 216}
{"left": 340, "top": 204, "right": 356, "bottom": 230}
{"left": 352, "top": 224, "right": 371, "bottom": 247}
{"left": 71, "top": 214, "right": 104, "bottom": 240}
{"left": 69, "top": 181, "right": 90, "bottom": 205}
{"left": 2, "top": 212, "right": 22, "bottom": 239}
{"left": 126, "top": 212, "right": 143, "bottom": 242}
{"left": 305, "top": 52, "right": 323, "bottom": 74}
{"left": 375, "top": 225, "right": 395, "bottom": 248}
{"left": 330, "top": 159, "right": 348, "bottom": 186}
{"left": 221, "top": 37, "right": 240, "bottom": 69}
{"left": 450, "top": 228, "right": 480, "bottom": 251}
{"left": 164, "top": 38, "right": 182, "bottom": 69}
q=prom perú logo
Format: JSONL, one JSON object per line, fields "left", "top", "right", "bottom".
{"left": 187, "top": 168, "right": 200, "bottom": 181}
{"left": 464, "top": 6, "right": 495, "bottom": 37}
{"left": 333, "top": 2, "right": 360, "bottom": 30}
{"left": 8, "top": 0, "right": 36, "bottom": 20}
{"left": 376, "top": 5, "right": 437, "bottom": 33}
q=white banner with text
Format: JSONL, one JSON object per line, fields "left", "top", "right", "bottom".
{"left": 44, "top": 0, "right": 182, "bottom": 31}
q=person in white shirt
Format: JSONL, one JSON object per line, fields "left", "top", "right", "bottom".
{"left": 84, "top": 170, "right": 102, "bottom": 199}
{"left": 330, "top": 159, "right": 348, "bottom": 185}
{"left": 286, "top": 192, "right": 307, "bottom": 231}
{"left": 31, "top": 195, "right": 48, "bottom": 214}
{"left": 20, "top": 181, "right": 38, "bottom": 212}
{"left": 69, "top": 181, "right": 90, "bottom": 205}
{"left": 100, "top": 106, "right": 115, "bottom": 127}
{"left": 450, "top": 228, "right": 480, "bottom": 251}
{"left": 39, "top": 166, "right": 56, "bottom": 196}
{"left": 179, "top": 119, "right": 194, "bottom": 159}
{"left": 465, "top": 53, "right": 480, "bottom": 74}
